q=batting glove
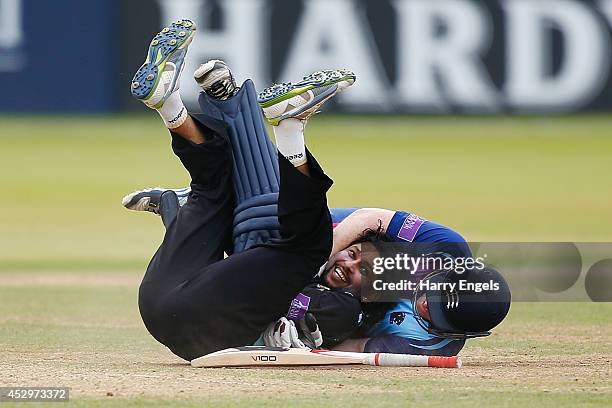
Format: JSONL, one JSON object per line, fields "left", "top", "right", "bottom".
{"left": 263, "top": 317, "right": 307, "bottom": 349}
{"left": 297, "top": 313, "right": 323, "bottom": 349}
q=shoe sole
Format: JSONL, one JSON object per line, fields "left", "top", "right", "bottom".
{"left": 131, "top": 19, "right": 197, "bottom": 108}
{"left": 258, "top": 70, "right": 355, "bottom": 125}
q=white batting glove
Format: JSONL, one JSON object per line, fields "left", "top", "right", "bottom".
{"left": 262, "top": 317, "right": 307, "bottom": 349}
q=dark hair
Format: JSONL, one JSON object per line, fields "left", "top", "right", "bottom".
{"left": 349, "top": 219, "right": 392, "bottom": 247}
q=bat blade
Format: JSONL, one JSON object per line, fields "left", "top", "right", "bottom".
{"left": 191, "top": 346, "right": 360, "bottom": 367}
{"left": 191, "top": 346, "right": 460, "bottom": 368}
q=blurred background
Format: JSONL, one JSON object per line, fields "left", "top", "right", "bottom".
{"left": 3, "top": 0, "right": 612, "bottom": 113}
{"left": 1, "top": 0, "right": 611, "bottom": 268}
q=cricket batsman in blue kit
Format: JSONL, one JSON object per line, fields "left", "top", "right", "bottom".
{"left": 126, "top": 19, "right": 511, "bottom": 360}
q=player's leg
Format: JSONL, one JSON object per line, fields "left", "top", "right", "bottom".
{"left": 142, "top": 121, "right": 234, "bottom": 282}
{"left": 128, "top": 18, "right": 236, "bottom": 263}
{"left": 128, "top": 59, "right": 281, "bottom": 251}
{"left": 128, "top": 21, "right": 240, "bottom": 345}
{"left": 120, "top": 60, "right": 240, "bottom": 219}
{"left": 157, "top": 149, "right": 335, "bottom": 360}
{"left": 122, "top": 185, "right": 360, "bottom": 230}
{"left": 130, "top": 20, "right": 204, "bottom": 143}
{"left": 123, "top": 69, "right": 356, "bottom": 243}
{"left": 132, "top": 72, "right": 360, "bottom": 360}
{"left": 153, "top": 75, "right": 358, "bottom": 360}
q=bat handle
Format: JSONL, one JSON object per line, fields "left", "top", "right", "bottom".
{"left": 368, "top": 353, "right": 461, "bottom": 368}
{"left": 428, "top": 355, "right": 462, "bottom": 368}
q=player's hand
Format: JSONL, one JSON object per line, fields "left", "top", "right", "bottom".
{"left": 262, "top": 317, "right": 308, "bottom": 349}
{"left": 297, "top": 313, "right": 323, "bottom": 349}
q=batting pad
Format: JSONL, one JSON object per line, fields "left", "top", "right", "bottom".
{"left": 198, "top": 80, "right": 282, "bottom": 252}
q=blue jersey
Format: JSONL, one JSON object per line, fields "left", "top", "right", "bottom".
{"left": 329, "top": 208, "right": 469, "bottom": 356}
{"left": 331, "top": 209, "right": 470, "bottom": 256}
{"left": 364, "top": 300, "right": 464, "bottom": 356}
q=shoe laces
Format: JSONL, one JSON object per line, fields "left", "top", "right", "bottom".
{"left": 206, "top": 78, "right": 238, "bottom": 100}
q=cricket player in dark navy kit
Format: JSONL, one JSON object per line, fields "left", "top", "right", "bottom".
{"left": 125, "top": 19, "right": 511, "bottom": 359}
{"left": 128, "top": 20, "right": 360, "bottom": 361}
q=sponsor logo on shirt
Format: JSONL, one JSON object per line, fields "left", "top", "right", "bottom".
{"left": 286, "top": 293, "right": 310, "bottom": 321}
{"left": 389, "top": 312, "right": 407, "bottom": 326}
{"left": 397, "top": 213, "right": 426, "bottom": 242}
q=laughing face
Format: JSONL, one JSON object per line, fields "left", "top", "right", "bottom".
{"left": 323, "top": 243, "right": 369, "bottom": 294}
{"left": 321, "top": 243, "right": 433, "bottom": 324}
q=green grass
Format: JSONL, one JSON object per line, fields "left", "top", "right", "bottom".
{"left": 0, "top": 115, "right": 611, "bottom": 406}
{"left": 1, "top": 115, "right": 611, "bottom": 265}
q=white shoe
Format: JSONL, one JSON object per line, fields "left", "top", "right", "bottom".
{"left": 258, "top": 69, "right": 356, "bottom": 126}
{"left": 194, "top": 59, "right": 239, "bottom": 100}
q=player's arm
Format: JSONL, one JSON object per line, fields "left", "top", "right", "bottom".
{"left": 263, "top": 285, "right": 364, "bottom": 349}
{"left": 331, "top": 208, "right": 395, "bottom": 255}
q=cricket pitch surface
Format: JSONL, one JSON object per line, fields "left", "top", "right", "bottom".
{"left": 1, "top": 269, "right": 610, "bottom": 407}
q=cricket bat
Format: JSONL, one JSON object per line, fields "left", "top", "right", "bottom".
{"left": 191, "top": 346, "right": 461, "bottom": 368}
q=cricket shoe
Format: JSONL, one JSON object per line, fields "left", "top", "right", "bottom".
{"left": 122, "top": 187, "right": 191, "bottom": 214}
{"left": 194, "top": 59, "right": 239, "bottom": 100}
{"left": 130, "top": 19, "right": 196, "bottom": 109}
{"left": 258, "top": 69, "right": 356, "bottom": 126}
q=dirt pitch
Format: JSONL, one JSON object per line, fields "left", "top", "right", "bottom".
{"left": 1, "top": 270, "right": 611, "bottom": 407}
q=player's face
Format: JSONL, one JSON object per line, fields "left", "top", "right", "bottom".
{"left": 323, "top": 243, "right": 368, "bottom": 294}
{"left": 415, "top": 293, "right": 431, "bottom": 322}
